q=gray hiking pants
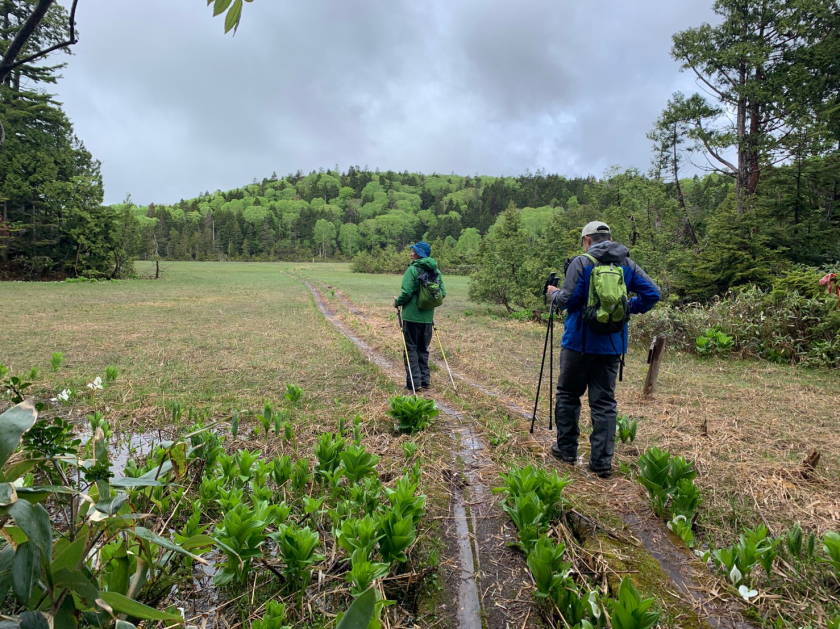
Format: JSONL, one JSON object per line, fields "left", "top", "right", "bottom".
{"left": 553, "top": 348, "right": 620, "bottom": 471}
{"left": 402, "top": 321, "right": 433, "bottom": 389}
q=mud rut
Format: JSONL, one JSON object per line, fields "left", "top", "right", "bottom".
{"left": 305, "top": 281, "right": 756, "bottom": 629}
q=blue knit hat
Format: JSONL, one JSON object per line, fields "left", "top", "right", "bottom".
{"left": 411, "top": 241, "right": 431, "bottom": 258}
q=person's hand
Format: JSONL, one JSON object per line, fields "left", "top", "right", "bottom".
{"left": 546, "top": 285, "right": 560, "bottom": 296}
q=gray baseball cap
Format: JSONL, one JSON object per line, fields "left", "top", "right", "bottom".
{"left": 581, "top": 220, "right": 611, "bottom": 238}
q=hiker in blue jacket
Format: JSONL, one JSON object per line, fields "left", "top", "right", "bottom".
{"left": 546, "top": 221, "right": 660, "bottom": 478}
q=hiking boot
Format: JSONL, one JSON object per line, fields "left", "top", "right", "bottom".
{"left": 420, "top": 383, "right": 430, "bottom": 391}
{"left": 550, "top": 444, "right": 576, "bottom": 466}
{"left": 588, "top": 465, "right": 612, "bottom": 479}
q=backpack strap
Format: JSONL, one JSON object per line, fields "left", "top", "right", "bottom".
{"left": 582, "top": 253, "right": 598, "bottom": 265}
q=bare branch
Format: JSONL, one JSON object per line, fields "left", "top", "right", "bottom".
{"left": 0, "top": 0, "right": 79, "bottom": 84}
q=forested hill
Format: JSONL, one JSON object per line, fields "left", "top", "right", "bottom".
{"left": 121, "top": 159, "right": 838, "bottom": 300}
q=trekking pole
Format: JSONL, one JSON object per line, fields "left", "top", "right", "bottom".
{"left": 433, "top": 325, "right": 457, "bottom": 391}
{"left": 396, "top": 307, "right": 416, "bottom": 396}
{"left": 529, "top": 301, "right": 555, "bottom": 433}
{"left": 548, "top": 306, "right": 554, "bottom": 430}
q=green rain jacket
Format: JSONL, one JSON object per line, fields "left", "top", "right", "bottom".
{"left": 394, "top": 257, "right": 446, "bottom": 323}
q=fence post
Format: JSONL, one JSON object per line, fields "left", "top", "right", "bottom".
{"left": 642, "top": 335, "right": 667, "bottom": 397}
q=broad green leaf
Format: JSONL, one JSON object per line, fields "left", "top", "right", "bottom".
{"left": 20, "top": 611, "right": 49, "bottom": 629}
{"left": 179, "top": 533, "right": 216, "bottom": 550}
{"left": 8, "top": 500, "right": 52, "bottom": 560}
{"left": 213, "top": 0, "right": 233, "bottom": 16}
{"left": 140, "top": 459, "right": 172, "bottom": 480}
{"left": 224, "top": 0, "right": 243, "bottom": 33}
{"left": 0, "top": 482, "right": 16, "bottom": 506}
{"left": 53, "top": 567, "right": 99, "bottom": 602}
{"left": 0, "top": 400, "right": 37, "bottom": 468}
{"left": 52, "top": 534, "right": 88, "bottom": 574}
{"left": 97, "top": 591, "right": 183, "bottom": 621}
{"left": 130, "top": 527, "right": 209, "bottom": 565}
{"left": 169, "top": 441, "right": 188, "bottom": 478}
{"left": 336, "top": 587, "right": 376, "bottom": 629}
{"left": 12, "top": 541, "right": 37, "bottom": 603}
{"left": 93, "top": 491, "right": 128, "bottom": 516}
{"left": 1, "top": 458, "right": 37, "bottom": 483}
{"left": 110, "top": 476, "right": 164, "bottom": 488}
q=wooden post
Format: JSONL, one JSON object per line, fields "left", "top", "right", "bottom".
{"left": 642, "top": 335, "right": 667, "bottom": 397}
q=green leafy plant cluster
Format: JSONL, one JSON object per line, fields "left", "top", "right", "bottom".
{"left": 0, "top": 394, "right": 215, "bottom": 626}
{"left": 636, "top": 447, "right": 701, "bottom": 524}
{"left": 496, "top": 466, "right": 660, "bottom": 628}
{"left": 387, "top": 395, "right": 439, "bottom": 434}
{"left": 695, "top": 327, "right": 734, "bottom": 355}
{"left": 615, "top": 414, "right": 638, "bottom": 444}
{"left": 495, "top": 465, "right": 571, "bottom": 552}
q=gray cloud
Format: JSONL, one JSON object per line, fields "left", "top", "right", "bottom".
{"left": 52, "top": 1, "right": 717, "bottom": 204}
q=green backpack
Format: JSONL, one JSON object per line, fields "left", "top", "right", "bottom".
{"left": 417, "top": 269, "right": 445, "bottom": 310}
{"left": 582, "top": 253, "right": 628, "bottom": 334}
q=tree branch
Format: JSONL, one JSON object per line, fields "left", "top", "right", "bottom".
{"left": 695, "top": 120, "right": 738, "bottom": 174}
{"left": 0, "top": 0, "right": 79, "bottom": 85}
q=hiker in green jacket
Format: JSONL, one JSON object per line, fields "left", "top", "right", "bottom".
{"left": 393, "top": 241, "right": 446, "bottom": 391}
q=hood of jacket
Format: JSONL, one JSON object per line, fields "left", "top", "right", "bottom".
{"left": 587, "top": 241, "right": 629, "bottom": 265}
{"left": 412, "top": 257, "right": 439, "bottom": 273}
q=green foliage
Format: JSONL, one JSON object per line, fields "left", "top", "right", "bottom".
{"left": 822, "top": 531, "right": 840, "bottom": 577}
{"left": 315, "top": 431, "right": 346, "bottom": 478}
{"left": 636, "top": 447, "right": 700, "bottom": 521}
{"left": 634, "top": 281, "right": 840, "bottom": 367}
{"left": 615, "top": 414, "right": 638, "bottom": 444}
{"left": 377, "top": 511, "right": 416, "bottom": 564}
{"left": 284, "top": 383, "right": 303, "bottom": 405}
{"left": 213, "top": 503, "right": 267, "bottom": 585}
{"left": 251, "top": 601, "right": 291, "bottom": 629}
{"left": 495, "top": 466, "right": 571, "bottom": 553}
{"left": 340, "top": 444, "right": 379, "bottom": 483}
{"left": 666, "top": 515, "right": 695, "bottom": 547}
{"left": 49, "top": 352, "right": 64, "bottom": 372}
{"left": 469, "top": 206, "right": 541, "bottom": 313}
{"left": 272, "top": 523, "right": 324, "bottom": 592}
{"left": 346, "top": 548, "right": 389, "bottom": 596}
{"left": 710, "top": 525, "right": 777, "bottom": 587}
{"left": 351, "top": 246, "right": 408, "bottom": 274}
{"left": 335, "top": 515, "right": 382, "bottom": 556}
{"left": 605, "top": 578, "right": 660, "bottom": 629}
{"left": 401, "top": 440, "right": 419, "bottom": 459}
{"left": 387, "top": 395, "right": 439, "bottom": 433}
{"left": 695, "top": 327, "right": 734, "bottom": 356}
{"left": 104, "top": 365, "right": 119, "bottom": 385}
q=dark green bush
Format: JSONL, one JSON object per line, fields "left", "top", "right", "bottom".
{"left": 351, "top": 246, "right": 407, "bottom": 274}
{"left": 633, "top": 274, "right": 839, "bottom": 368}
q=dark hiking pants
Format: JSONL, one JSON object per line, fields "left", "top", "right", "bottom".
{"left": 554, "top": 348, "right": 620, "bottom": 471}
{"left": 402, "top": 321, "right": 433, "bottom": 389}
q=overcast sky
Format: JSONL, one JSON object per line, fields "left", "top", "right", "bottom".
{"left": 51, "top": 1, "right": 718, "bottom": 205}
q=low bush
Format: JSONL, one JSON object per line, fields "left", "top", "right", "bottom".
{"left": 633, "top": 271, "right": 840, "bottom": 367}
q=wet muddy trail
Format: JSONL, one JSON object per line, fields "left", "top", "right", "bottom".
{"left": 306, "top": 280, "right": 757, "bottom": 629}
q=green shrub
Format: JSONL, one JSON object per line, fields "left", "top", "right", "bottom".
{"left": 695, "top": 327, "right": 734, "bottom": 355}
{"left": 388, "top": 395, "right": 439, "bottom": 433}
{"left": 633, "top": 281, "right": 840, "bottom": 367}
{"left": 616, "top": 414, "right": 638, "bottom": 444}
{"left": 351, "top": 246, "right": 407, "bottom": 274}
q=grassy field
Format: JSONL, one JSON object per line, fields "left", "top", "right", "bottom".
{"left": 1, "top": 262, "right": 460, "bottom": 627}
{"left": 2, "top": 260, "right": 838, "bottom": 628}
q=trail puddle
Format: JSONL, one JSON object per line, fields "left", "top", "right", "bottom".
{"left": 308, "top": 281, "right": 759, "bottom": 629}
